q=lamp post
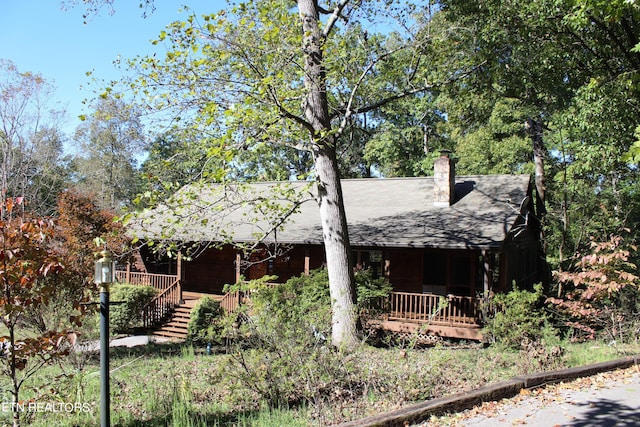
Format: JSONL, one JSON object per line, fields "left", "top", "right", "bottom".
{"left": 94, "top": 250, "right": 114, "bottom": 427}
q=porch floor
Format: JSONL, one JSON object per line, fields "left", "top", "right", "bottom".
{"left": 182, "top": 291, "right": 224, "bottom": 306}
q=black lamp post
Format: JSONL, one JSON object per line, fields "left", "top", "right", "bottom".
{"left": 94, "top": 250, "right": 114, "bottom": 427}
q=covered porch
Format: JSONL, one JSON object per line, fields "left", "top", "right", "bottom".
{"left": 116, "top": 270, "right": 484, "bottom": 341}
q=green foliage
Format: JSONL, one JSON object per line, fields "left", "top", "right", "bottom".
{"left": 72, "top": 95, "right": 146, "bottom": 209}
{"left": 248, "top": 270, "right": 333, "bottom": 335}
{"left": 187, "top": 296, "right": 224, "bottom": 345}
{"left": 354, "top": 268, "right": 394, "bottom": 314}
{"left": 218, "top": 269, "right": 391, "bottom": 409}
{"left": 483, "top": 283, "right": 557, "bottom": 349}
{"left": 434, "top": 0, "right": 640, "bottom": 277}
{"left": 241, "top": 268, "right": 392, "bottom": 334}
{"left": 109, "top": 284, "right": 157, "bottom": 334}
{"left": 623, "top": 124, "right": 640, "bottom": 164}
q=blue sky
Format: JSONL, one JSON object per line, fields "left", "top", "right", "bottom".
{"left": 1, "top": 0, "right": 226, "bottom": 135}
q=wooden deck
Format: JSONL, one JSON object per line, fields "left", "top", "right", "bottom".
{"left": 368, "top": 291, "right": 484, "bottom": 341}
{"left": 117, "top": 272, "right": 484, "bottom": 341}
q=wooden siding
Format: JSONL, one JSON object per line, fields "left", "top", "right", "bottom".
{"left": 387, "top": 249, "right": 423, "bottom": 293}
{"left": 182, "top": 246, "right": 237, "bottom": 293}
{"left": 271, "top": 245, "right": 325, "bottom": 282}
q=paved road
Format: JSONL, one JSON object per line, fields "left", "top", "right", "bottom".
{"left": 75, "top": 335, "right": 171, "bottom": 352}
{"left": 431, "top": 366, "right": 640, "bottom": 426}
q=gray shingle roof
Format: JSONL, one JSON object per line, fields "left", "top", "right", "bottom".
{"left": 130, "top": 175, "right": 532, "bottom": 250}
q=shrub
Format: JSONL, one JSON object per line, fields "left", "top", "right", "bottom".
{"left": 354, "top": 268, "right": 393, "bottom": 310}
{"left": 483, "top": 283, "right": 557, "bottom": 349}
{"left": 218, "top": 268, "right": 391, "bottom": 411}
{"left": 548, "top": 235, "right": 640, "bottom": 342}
{"left": 109, "top": 284, "right": 157, "bottom": 334}
{"left": 236, "top": 268, "right": 392, "bottom": 340}
{"left": 187, "top": 297, "right": 224, "bottom": 344}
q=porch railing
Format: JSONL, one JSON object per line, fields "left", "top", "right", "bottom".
{"left": 383, "top": 292, "right": 482, "bottom": 327}
{"left": 141, "top": 279, "right": 182, "bottom": 329}
{"left": 115, "top": 271, "right": 182, "bottom": 329}
{"left": 220, "top": 290, "right": 243, "bottom": 314}
{"left": 115, "top": 271, "right": 178, "bottom": 293}
{"left": 219, "top": 282, "right": 279, "bottom": 314}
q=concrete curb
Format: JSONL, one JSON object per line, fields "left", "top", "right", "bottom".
{"left": 335, "top": 354, "right": 640, "bottom": 427}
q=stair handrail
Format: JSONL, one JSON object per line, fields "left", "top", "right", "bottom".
{"left": 142, "top": 279, "right": 182, "bottom": 329}
{"left": 219, "top": 290, "right": 242, "bottom": 314}
{"left": 219, "top": 281, "right": 279, "bottom": 314}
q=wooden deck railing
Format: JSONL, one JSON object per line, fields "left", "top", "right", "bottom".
{"left": 115, "top": 271, "right": 178, "bottom": 293}
{"left": 383, "top": 292, "right": 482, "bottom": 327}
{"left": 114, "top": 271, "right": 483, "bottom": 330}
{"left": 220, "top": 290, "right": 243, "bottom": 314}
{"left": 219, "top": 282, "right": 279, "bottom": 314}
{"left": 115, "top": 271, "right": 182, "bottom": 329}
{"left": 141, "top": 279, "right": 182, "bottom": 329}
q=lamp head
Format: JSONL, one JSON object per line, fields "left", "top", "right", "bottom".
{"left": 94, "top": 250, "right": 114, "bottom": 290}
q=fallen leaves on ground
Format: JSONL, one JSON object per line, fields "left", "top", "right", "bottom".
{"left": 416, "top": 364, "right": 640, "bottom": 426}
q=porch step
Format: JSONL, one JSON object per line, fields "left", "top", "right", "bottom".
{"left": 152, "top": 304, "right": 193, "bottom": 340}
{"left": 150, "top": 293, "right": 226, "bottom": 340}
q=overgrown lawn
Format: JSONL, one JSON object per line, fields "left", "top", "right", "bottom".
{"left": 1, "top": 339, "right": 638, "bottom": 426}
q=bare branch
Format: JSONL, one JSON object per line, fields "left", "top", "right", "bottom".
{"left": 322, "top": 0, "right": 350, "bottom": 38}
{"left": 332, "top": 60, "right": 488, "bottom": 121}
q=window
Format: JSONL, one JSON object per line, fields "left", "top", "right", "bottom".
{"left": 422, "top": 250, "right": 475, "bottom": 296}
{"left": 423, "top": 252, "right": 447, "bottom": 286}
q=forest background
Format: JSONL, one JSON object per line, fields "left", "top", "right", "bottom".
{"left": 2, "top": 1, "right": 640, "bottom": 425}
{"left": 2, "top": 0, "right": 640, "bottom": 349}
{"left": 5, "top": 1, "right": 640, "bottom": 269}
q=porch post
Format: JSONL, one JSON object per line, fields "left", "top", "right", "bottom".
{"left": 383, "top": 251, "right": 391, "bottom": 281}
{"left": 126, "top": 260, "right": 131, "bottom": 283}
{"left": 304, "top": 247, "right": 310, "bottom": 276}
{"left": 177, "top": 251, "right": 183, "bottom": 304}
{"left": 235, "top": 251, "right": 242, "bottom": 283}
{"left": 176, "top": 251, "right": 182, "bottom": 281}
{"left": 482, "top": 250, "right": 491, "bottom": 296}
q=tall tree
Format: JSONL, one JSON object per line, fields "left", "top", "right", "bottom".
{"left": 72, "top": 96, "right": 146, "bottom": 209}
{"left": 432, "top": 0, "right": 640, "bottom": 270}
{"left": 0, "top": 60, "right": 70, "bottom": 215}
{"left": 297, "top": 0, "right": 360, "bottom": 347}
{"left": 102, "top": 0, "right": 441, "bottom": 349}
{"left": 40, "top": 190, "right": 128, "bottom": 328}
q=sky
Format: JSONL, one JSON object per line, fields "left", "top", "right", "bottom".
{"left": 1, "top": 0, "right": 227, "bottom": 136}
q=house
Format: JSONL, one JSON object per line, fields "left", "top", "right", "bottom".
{"left": 121, "top": 152, "right": 544, "bottom": 341}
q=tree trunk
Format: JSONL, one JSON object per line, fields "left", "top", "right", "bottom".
{"left": 315, "top": 145, "right": 360, "bottom": 348}
{"left": 298, "top": 0, "right": 360, "bottom": 350}
{"left": 527, "top": 117, "right": 546, "bottom": 218}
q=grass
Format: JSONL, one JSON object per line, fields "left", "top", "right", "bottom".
{"left": 0, "top": 338, "right": 638, "bottom": 427}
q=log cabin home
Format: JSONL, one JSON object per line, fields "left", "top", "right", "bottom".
{"left": 121, "top": 152, "right": 545, "bottom": 341}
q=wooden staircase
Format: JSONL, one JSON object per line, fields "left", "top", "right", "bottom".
{"left": 151, "top": 291, "right": 223, "bottom": 340}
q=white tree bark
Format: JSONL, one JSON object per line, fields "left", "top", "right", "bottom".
{"left": 298, "top": 0, "right": 360, "bottom": 349}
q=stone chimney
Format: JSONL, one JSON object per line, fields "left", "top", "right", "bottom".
{"left": 433, "top": 150, "right": 455, "bottom": 207}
